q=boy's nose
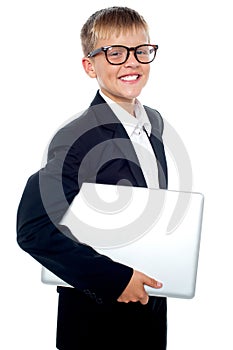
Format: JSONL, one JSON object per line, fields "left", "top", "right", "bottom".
{"left": 124, "top": 51, "right": 140, "bottom": 66}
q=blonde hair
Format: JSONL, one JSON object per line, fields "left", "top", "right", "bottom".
{"left": 80, "top": 6, "right": 150, "bottom": 56}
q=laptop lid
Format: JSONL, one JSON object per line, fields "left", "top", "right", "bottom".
{"left": 41, "top": 182, "right": 204, "bottom": 299}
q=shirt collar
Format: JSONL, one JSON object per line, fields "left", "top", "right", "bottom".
{"left": 99, "top": 90, "right": 151, "bottom": 137}
{"left": 134, "top": 99, "right": 152, "bottom": 136}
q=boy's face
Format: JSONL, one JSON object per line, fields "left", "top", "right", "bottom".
{"left": 82, "top": 29, "right": 151, "bottom": 105}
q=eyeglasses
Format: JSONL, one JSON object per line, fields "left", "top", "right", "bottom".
{"left": 87, "top": 44, "right": 158, "bottom": 65}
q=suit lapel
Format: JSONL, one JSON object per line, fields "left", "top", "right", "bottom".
{"left": 111, "top": 123, "right": 147, "bottom": 187}
{"left": 90, "top": 92, "right": 147, "bottom": 187}
{"left": 145, "top": 107, "right": 168, "bottom": 189}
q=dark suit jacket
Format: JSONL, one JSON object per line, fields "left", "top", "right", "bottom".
{"left": 16, "top": 91, "right": 168, "bottom": 305}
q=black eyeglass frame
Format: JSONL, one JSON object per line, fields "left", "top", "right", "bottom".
{"left": 87, "top": 44, "right": 159, "bottom": 65}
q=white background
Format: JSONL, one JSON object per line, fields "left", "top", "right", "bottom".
{"left": 1, "top": 0, "right": 233, "bottom": 348}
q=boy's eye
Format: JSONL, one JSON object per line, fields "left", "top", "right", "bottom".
{"left": 108, "top": 49, "right": 125, "bottom": 57}
{"left": 136, "top": 49, "right": 149, "bottom": 56}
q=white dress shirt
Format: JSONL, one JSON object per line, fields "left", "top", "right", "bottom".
{"left": 99, "top": 90, "right": 159, "bottom": 188}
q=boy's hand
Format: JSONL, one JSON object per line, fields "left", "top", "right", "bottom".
{"left": 117, "top": 270, "right": 163, "bottom": 305}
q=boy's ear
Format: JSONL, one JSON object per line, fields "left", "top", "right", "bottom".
{"left": 82, "top": 57, "right": 97, "bottom": 78}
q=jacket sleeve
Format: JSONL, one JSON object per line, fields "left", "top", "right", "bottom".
{"left": 16, "top": 124, "right": 133, "bottom": 304}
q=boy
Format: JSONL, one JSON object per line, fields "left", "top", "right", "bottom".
{"left": 17, "top": 6, "right": 168, "bottom": 349}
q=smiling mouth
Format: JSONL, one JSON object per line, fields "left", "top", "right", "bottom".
{"left": 120, "top": 75, "right": 140, "bottom": 82}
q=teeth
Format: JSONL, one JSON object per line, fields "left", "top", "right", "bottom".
{"left": 121, "top": 75, "right": 138, "bottom": 81}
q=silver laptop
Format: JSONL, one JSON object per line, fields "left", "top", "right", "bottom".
{"left": 41, "top": 182, "right": 204, "bottom": 299}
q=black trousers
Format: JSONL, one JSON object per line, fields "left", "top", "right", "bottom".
{"left": 56, "top": 287, "right": 167, "bottom": 349}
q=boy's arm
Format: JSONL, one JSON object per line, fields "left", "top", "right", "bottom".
{"left": 16, "top": 126, "right": 133, "bottom": 305}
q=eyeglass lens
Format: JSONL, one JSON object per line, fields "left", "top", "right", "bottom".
{"left": 106, "top": 45, "right": 156, "bottom": 64}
